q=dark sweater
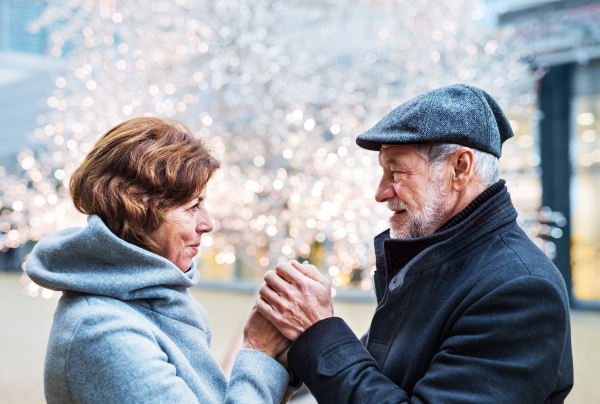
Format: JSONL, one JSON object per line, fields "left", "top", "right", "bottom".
{"left": 288, "top": 182, "right": 573, "bottom": 404}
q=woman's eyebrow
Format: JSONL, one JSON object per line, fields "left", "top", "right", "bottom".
{"left": 186, "top": 197, "right": 201, "bottom": 207}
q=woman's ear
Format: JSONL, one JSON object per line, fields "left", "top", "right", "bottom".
{"left": 451, "top": 147, "right": 475, "bottom": 192}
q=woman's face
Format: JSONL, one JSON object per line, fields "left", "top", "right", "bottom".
{"left": 148, "top": 189, "right": 213, "bottom": 272}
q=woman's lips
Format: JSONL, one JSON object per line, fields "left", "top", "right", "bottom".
{"left": 389, "top": 210, "right": 406, "bottom": 222}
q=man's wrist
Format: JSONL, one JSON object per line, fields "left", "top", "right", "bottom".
{"left": 309, "top": 313, "right": 334, "bottom": 330}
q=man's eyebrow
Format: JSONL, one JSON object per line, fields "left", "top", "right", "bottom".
{"left": 379, "top": 154, "right": 399, "bottom": 167}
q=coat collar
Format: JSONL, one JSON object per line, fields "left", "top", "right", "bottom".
{"left": 374, "top": 181, "right": 517, "bottom": 297}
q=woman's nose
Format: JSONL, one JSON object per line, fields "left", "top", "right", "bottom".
{"left": 197, "top": 210, "right": 213, "bottom": 233}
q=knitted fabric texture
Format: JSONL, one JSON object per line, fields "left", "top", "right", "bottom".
{"left": 356, "top": 84, "right": 514, "bottom": 157}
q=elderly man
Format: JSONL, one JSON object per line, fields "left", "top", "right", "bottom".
{"left": 257, "top": 84, "right": 573, "bottom": 403}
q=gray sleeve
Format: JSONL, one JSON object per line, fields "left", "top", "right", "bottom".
{"left": 66, "top": 318, "right": 289, "bottom": 404}
{"left": 66, "top": 317, "right": 202, "bottom": 404}
{"left": 226, "top": 349, "right": 290, "bottom": 404}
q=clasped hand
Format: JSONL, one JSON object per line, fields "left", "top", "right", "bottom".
{"left": 257, "top": 260, "right": 334, "bottom": 341}
{"left": 241, "top": 260, "right": 333, "bottom": 367}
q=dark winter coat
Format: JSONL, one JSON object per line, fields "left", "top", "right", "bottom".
{"left": 288, "top": 182, "right": 573, "bottom": 404}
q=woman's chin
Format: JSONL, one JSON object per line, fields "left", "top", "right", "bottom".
{"left": 173, "top": 258, "right": 194, "bottom": 272}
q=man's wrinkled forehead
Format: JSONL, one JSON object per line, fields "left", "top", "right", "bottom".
{"left": 378, "top": 144, "right": 415, "bottom": 167}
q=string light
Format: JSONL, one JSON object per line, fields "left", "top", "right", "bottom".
{"left": 0, "top": 0, "right": 556, "bottom": 294}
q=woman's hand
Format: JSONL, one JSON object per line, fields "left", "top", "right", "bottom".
{"left": 275, "top": 346, "right": 290, "bottom": 369}
{"left": 242, "top": 305, "right": 291, "bottom": 362}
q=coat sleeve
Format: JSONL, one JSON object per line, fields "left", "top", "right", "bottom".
{"left": 226, "top": 349, "right": 291, "bottom": 404}
{"left": 66, "top": 314, "right": 203, "bottom": 404}
{"left": 287, "top": 276, "right": 569, "bottom": 404}
{"left": 66, "top": 316, "right": 289, "bottom": 404}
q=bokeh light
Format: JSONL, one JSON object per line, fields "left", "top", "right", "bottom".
{"left": 0, "top": 0, "right": 562, "bottom": 293}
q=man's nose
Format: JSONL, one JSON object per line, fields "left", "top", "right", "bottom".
{"left": 375, "top": 176, "right": 396, "bottom": 203}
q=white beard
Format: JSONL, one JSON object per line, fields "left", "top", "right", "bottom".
{"left": 388, "top": 171, "right": 452, "bottom": 239}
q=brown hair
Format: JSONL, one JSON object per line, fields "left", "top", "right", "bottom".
{"left": 70, "top": 117, "right": 220, "bottom": 254}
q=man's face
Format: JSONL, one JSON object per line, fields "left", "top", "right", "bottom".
{"left": 375, "top": 144, "right": 451, "bottom": 239}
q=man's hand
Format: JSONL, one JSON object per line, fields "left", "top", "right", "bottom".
{"left": 242, "top": 305, "right": 291, "bottom": 361}
{"left": 256, "top": 260, "right": 334, "bottom": 341}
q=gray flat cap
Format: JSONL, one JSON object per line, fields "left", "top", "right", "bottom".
{"left": 356, "top": 84, "right": 513, "bottom": 158}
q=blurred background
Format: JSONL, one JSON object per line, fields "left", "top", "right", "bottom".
{"left": 0, "top": 0, "right": 599, "bottom": 402}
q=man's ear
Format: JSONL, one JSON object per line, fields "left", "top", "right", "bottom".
{"left": 451, "top": 147, "right": 475, "bottom": 192}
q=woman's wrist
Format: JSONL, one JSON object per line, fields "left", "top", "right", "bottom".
{"left": 241, "top": 340, "right": 277, "bottom": 358}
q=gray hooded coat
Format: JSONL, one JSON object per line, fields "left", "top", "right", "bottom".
{"left": 27, "top": 215, "right": 290, "bottom": 404}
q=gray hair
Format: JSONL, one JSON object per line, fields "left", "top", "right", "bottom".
{"left": 413, "top": 143, "right": 500, "bottom": 187}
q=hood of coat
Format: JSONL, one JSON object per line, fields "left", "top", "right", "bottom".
{"left": 26, "top": 215, "right": 200, "bottom": 301}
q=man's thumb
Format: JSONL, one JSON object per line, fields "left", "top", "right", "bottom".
{"left": 291, "top": 260, "right": 328, "bottom": 285}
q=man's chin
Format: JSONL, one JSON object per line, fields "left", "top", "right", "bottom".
{"left": 390, "top": 224, "right": 411, "bottom": 240}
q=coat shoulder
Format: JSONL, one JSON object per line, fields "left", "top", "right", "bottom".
{"left": 460, "top": 227, "right": 569, "bottom": 305}
{"left": 45, "top": 294, "right": 156, "bottom": 403}
{"left": 57, "top": 293, "right": 152, "bottom": 335}
{"left": 432, "top": 226, "right": 569, "bottom": 307}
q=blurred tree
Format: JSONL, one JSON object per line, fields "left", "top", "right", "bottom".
{"left": 1, "top": 0, "right": 538, "bottom": 292}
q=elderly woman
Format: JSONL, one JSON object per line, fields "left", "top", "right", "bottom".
{"left": 27, "top": 118, "right": 293, "bottom": 404}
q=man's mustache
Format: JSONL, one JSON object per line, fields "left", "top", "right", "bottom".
{"left": 387, "top": 199, "right": 410, "bottom": 212}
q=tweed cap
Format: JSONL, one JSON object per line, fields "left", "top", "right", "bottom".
{"left": 356, "top": 84, "right": 513, "bottom": 158}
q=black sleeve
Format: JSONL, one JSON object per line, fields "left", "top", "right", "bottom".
{"left": 359, "top": 330, "right": 369, "bottom": 346}
{"left": 288, "top": 276, "right": 569, "bottom": 404}
{"left": 288, "top": 317, "right": 411, "bottom": 403}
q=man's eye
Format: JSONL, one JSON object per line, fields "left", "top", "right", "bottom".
{"left": 391, "top": 171, "right": 406, "bottom": 179}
